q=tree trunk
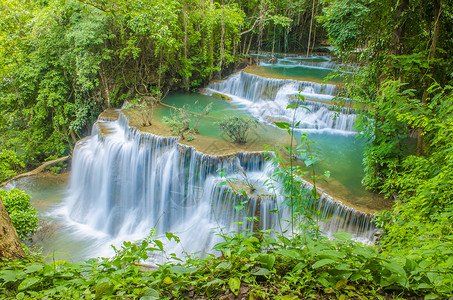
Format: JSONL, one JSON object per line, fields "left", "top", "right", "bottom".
{"left": 183, "top": 5, "right": 190, "bottom": 91}
{"left": 0, "top": 197, "right": 25, "bottom": 260}
{"left": 417, "top": 0, "right": 442, "bottom": 156}
{"left": 306, "top": 0, "right": 316, "bottom": 56}
{"left": 218, "top": 2, "right": 226, "bottom": 78}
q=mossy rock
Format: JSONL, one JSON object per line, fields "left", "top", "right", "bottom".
{"left": 211, "top": 93, "right": 232, "bottom": 101}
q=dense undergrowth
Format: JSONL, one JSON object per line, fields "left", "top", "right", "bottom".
{"left": 0, "top": 227, "right": 451, "bottom": 299}
{"left": 2, "top": 0, "right": 453, "bottom": 298}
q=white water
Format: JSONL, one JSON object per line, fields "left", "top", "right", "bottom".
{"left": 249, "top": 51, "right": 340, "bottom": 69}
{"left": 260, "top": 59, "right": 338, "bottom": 70}
{"left": 206, "top": 72, "right": 357, "bottom": 133}
{"left": 59, "top": 111, "right": 375, "bottom": 259}
{"left": 60, "top": 113, "right": 277, "bottom": 257}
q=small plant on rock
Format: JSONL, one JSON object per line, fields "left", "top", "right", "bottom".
{"left": 216, "top": 116, "right": 257, "bottom": 144}
{"left": 123, "top": 96, "right": 154, "bottom": 127}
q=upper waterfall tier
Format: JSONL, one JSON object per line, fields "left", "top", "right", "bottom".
{"left": 249, "top": 52, "right": 341, "bottom": 70}
{"left": 206, "top": 72, "right": 357, "bottom": 133}
{"left": 208, "top": 71, "right": 337, "bottom": 102}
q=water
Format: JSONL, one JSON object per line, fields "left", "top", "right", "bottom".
{"left": 11, "top": 53, "right": 387, "bottom": 260}
{"left": 4, "top": 175, "right": 98, "bottom": 261}
{"left": 60, "top": 114, "right": 281, "bottom": 258}
{"left": 57, "top": 111, "right": 378, "bottom": 259}
{"left": 206, "top": 72, "right": 355, "bottom": 133}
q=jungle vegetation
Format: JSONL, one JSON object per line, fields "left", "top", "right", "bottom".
{"left": 0, "top": 0, "right": 452, "bottom": 298}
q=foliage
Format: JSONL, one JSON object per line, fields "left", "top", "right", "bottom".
{"left": 163, "top": 106, "right": 192, "bottom": 139}
{"left": 319, "top": 3, "right": 453, "bottom": 296}
{"left": 0, "top": 189, "right": 38, "bottom": 239}
{"left": 0, "top": 151, "right": 24, "bottom": 183}
{"left": 266, "top": 99, "right": 331, "bottom": 239}
{"left": 1, "top": 226, "right": 452, "bottom": 299}
{"left": 372, "top": 87, "right": 453, "bottom": 291}
{"left": 163, "top": 103, "right": 212, "bottom": 140}
{"left": 216, "top": 116, "right": 257, "bottom": 144}
{"left": 123, "top": 97, "right": 154, "bottom": 127}
{"left": 317, "top": 0, "right": 371, "bottom": 52}
{"left": 0, "top": 0, "right": 249, "bottom": 166}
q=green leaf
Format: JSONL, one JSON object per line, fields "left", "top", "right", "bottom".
{"left": 141, "top": 288, "right": 160, "bottom": 300}
{"left": 333, "top": 231, "right": 352, "bottom": 241}
{"left": 274, "top": 122, "right": 290, "bottom": 129}
{"left": 165, "top": 232, "right": 180, "bottom": 243}
{"left": 383, "top": 261, "right": 406, "bottom": 279}
{"left": 276, "top": 249, "right": 300, "bottom": 259}
{"left": 64, "top": 262, "right": 84, "bottom": 271}
{"left": 170, "top": 266, "right": 195, "bottom": 274}
{"left": 154, "top": 240, "right": 164, "bottom": 251}
{"left": 312, "top": 259, "right": 336, "bottom": 269}
{"left": 251, "top": 268, "right": 270, "bottom": 276}
{"left": 18, "top": 277, "right": 40, "bottom": 291}
{"left": 0, "top": 270, "right": 19, "bottom": 283}
{"left": 237, "top": 190, "right": 247, "bottom": 197}
{"left": 216, "top": 261, "right": 232, "bottom": 270}
{"left": 228, "top": 277, "right": 241, "bottom": 296}
{"left": 204, "top": 278, "right": 224, "bottom": 287}
{"left": 95, "top": 281, "right": 113, "bottom": 299}
{"left": 304, "top": 159, "right": 315, "bottom": 166}
{"left": 350, "top": 273, "right": 363, "bottom": 281}
{"left": 259, "top": 254, "right": 276, "bottom": 269}
{"left": 234, "top": 204, "right": 244, "bottom": 212}
{"left": 351, "top": 246, "right": 377, "bottom": 258}
{"left": 24, "top": 264, "right": 43, "bottom": 274}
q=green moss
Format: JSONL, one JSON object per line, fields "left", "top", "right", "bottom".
{"left": 211, "top": 93, "right": 232, "bottom": 101}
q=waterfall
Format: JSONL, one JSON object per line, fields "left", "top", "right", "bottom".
{"left": 62, "top": 112, "right": 376, "bottom": 258}
{"left": 63, "top": 112, "right": 275, "bottom": 256}
{"left": 206, "top": 72, "right": 357, "bottom": 133}
{"left": 260, "top": 59, "right": 339, "bottom": 70}
{"left": 248, "top": 51, "right": 339, "bottom": 69}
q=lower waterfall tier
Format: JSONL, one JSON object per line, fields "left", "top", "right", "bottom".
{"left": 61, "top": 112, "right": 377, "bottom": 258}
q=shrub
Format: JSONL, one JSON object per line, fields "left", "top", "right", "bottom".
{"left": 163, "top": 103, "right": 212, "bottom": 139}
{"left": 0, "top": 189, "right": 38, "bottom": 239}
{"left": 0, "top": 150, "right": 24, "bottom": 183}
{"left": 216, "top": 117, "right": 257, "bottom": 144}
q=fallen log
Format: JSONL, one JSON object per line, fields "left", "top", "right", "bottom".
{"left": 0, "top": 156, "right": 71, "bottom": 187}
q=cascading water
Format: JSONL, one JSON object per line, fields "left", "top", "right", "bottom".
{"left": 249, "top": 51, "right": 340, "bottom": 69}
{"left": 63, "top": 112, "right": 278, "bottom": 256}
{"left": 206, "top": 72, "right": 357, "bottom": 133}
{"left": 260, "top": 59, "right": 339, "bottom": 70}
{"left": 62, "top": 110, "right": 376, "bottom": 259}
